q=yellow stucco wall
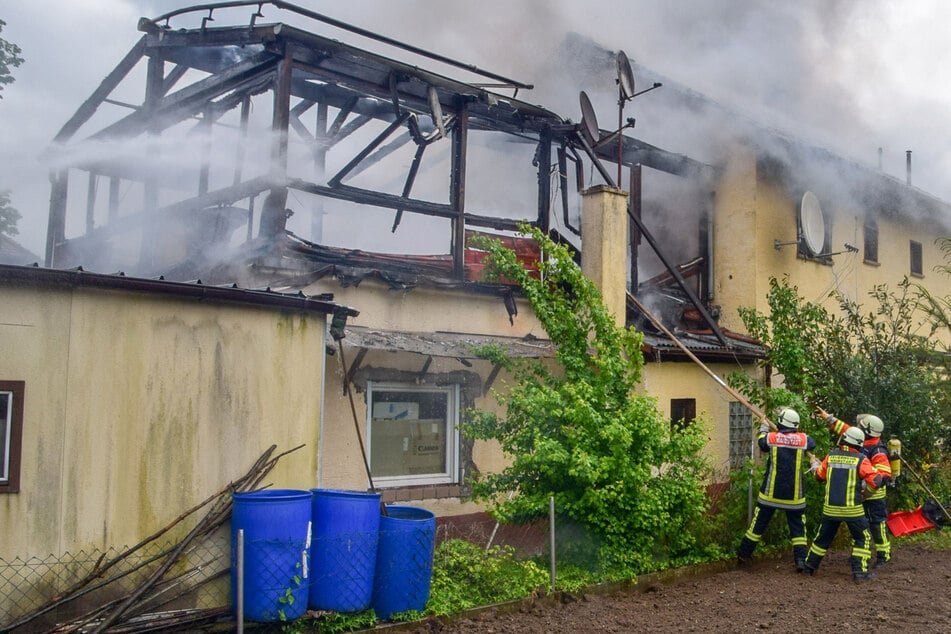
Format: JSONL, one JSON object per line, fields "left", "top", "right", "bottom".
{"left": 639, "top": 356, "right": 761, "bottom": 476}
{"left": 0, "top": 285, "right": 328, "bottom": 559}
{"left": 308, "top": 278, "right": 543, "bottom": 516}
{"left": 714, "top": 151, "right": 951, "bottom": 329}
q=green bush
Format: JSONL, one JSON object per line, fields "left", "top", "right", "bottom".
{"left": 426, "top": 539, "right": 549, "bottom": 615}
{"left": 466, "top": 226, "right": 713, "bottom": 578}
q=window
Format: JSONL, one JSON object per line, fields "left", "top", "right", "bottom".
{"left": 910, "top": 240, "right": 923, "bottom": 277}
{"left": 367, "top": 382, "right": 459, "bottom": 487}
{"left": 728, "top": 401, "right": 753, "bottom": 471}
{"left": 0, "top": 381, "right": 24, "bottom": 494}
{"left": 863, "top": 219, "right": 879, "bottom": 264}
{"left": 670, "top": 398, "right": 696, "bottom": 433}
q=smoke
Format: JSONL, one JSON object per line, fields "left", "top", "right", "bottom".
{"left": 3, "top": 0, "right": 950, "bottom": 259}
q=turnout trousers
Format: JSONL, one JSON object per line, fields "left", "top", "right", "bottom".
{"left": 804, "top": 515, "right": 872, "bottom": 576}
{"left": 737, "top": 501, "right": 808, "bottom": 566}
{"left": 865, "top": 497, "right": 891, "bottom": 564}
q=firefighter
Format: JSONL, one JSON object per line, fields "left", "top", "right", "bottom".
{"left": 803, "top": 426, "right": 884, "bottom": 582}
{"left": 736, "top": 407, "right": 817, "bottom": 572}
{"left": 817, "top": 407, "right": 893, "bottom": 567}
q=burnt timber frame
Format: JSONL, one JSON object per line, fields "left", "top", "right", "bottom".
{"left": 45, "top": 1, "right": 725, "bottom": 340}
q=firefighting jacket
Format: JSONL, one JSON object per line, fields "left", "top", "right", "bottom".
{"left": 756, "top": 428, "right": 817, "bottom": 510}
{"left": 816, "top": 448, "right": 883, "bottom": 518}
{"left": 827, "top": 417, "right": 892, "bottom": 500}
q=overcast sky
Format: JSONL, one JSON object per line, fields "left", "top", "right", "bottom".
{"left": 2, "top": 0, "right": 951, "bottom": 256}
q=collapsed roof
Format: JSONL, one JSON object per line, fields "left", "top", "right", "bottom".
{"left": 43, "top": 1, "right": 755, "bottom": 358}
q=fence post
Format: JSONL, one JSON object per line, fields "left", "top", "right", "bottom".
{"left": 549, "top": 496, "right": 556, "bottom": 592}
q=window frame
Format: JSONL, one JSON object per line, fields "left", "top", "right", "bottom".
{"left": 366, "top": 381, "right": 459, "bottom": 488}
{"left": 910, "top": 240, "right": 923, "bottom": 277}
{"left": 670, "top": 398, "right": 696, "bottom": 433}
{"left": 0, "top": 380, "right": 25, "bottom": 494}
{"left": 863, "top": 219, "right": 879, "bottom": 265}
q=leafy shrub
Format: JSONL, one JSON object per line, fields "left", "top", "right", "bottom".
{"left": 466, "top": 226, "right": 713, "bottom": 577}
{"left": 426, "top": 539, "right": 549, "bottom": 615}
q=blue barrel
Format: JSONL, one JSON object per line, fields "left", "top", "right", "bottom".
{"left": 308, "top": 489, "right": 382, "bottom": 612}
{"left": 231, "top": 489, "right": 312, "bottom": 622}
{"left": 371, "top": 506, "right": 437, "bottom": 620}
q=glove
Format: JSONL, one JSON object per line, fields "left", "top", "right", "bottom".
{"left": 759, "top": 422, "right": 770, "bottom": 434}
{"left": 809, "top": 457, "right": 821, "bottom": 473}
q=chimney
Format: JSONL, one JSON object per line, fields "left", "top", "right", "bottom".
{"left": 580, "top": 185, "right": 628, "bottom": 327}
{"left": 906, "top": 150, "right": 912, "bottom": 186}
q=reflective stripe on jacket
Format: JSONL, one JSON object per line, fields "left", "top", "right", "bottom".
{"left": 757, "top": 430, "right": 816, "bottom": 510}
{"left": 816, "top": 448, "right": 882, "bottom": 518}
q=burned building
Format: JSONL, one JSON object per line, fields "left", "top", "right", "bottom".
{"left": 3, "top": 1, "right": 951, "bottom": 626}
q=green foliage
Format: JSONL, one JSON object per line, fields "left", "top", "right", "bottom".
{"left": 734, "top": 275, "right": 947, "bottom": 462}
{"left": 0, "top": 190, "right": 20, "bottom": 237}
{"left": 466, "top": 225, "right": 712, "bottom": 575}
{"left": 0, "top": 18, "right": 23, "bottom": 98}
{"left": 731, "top": 275, "right": 950, "bottom": 534}
{"left": 426, "top": 539, "right": 549, "bottom": 615}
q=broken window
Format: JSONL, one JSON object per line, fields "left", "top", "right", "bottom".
{"left": 367, "top": 383, "right": 458, "bottom": 487}
{"left": 0, "top": 381, "right": 24, "bottom": 493}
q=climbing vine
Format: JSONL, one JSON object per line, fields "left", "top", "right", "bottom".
{"left": 466, "top": 225, "right": 713, "bottom": 575}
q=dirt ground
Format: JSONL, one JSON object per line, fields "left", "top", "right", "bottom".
{"left": 415, "top": 543, "right": 951, "bottom": 633}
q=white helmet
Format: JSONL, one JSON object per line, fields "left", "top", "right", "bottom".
{"left": 858, "top": 414, "right": 884, "bottom": 438}
{"left": 776, "top": 407, "right": 800, "bottom": 430}
{"left": 842, "top": 426, "right": 866, "bottom": 449}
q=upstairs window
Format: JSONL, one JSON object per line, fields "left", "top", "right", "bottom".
{"left": 0, "top": 381, "right": 24, "bottom": 494}
{"left": 910, "top": 240, "right": 923, "bottom": 277}
{"left": 863, "top": 220, "right": 879, "bottom": 264}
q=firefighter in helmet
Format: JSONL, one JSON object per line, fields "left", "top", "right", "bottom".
{"left": 737, "top": 407, "right": 817, "bottom": 572}
{"left": 817, "top": 407, "right": 893, "bottom": 567}
{"left": 803, "top": 425, "right": 884, "bottom": 581}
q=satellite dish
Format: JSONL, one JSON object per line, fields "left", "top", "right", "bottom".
{"left": 617, "top": 50, "right": 635, "bottom": 100}
{"left": 579, "top": 91, "right": 600, "bottom": 145}
{"left": 799, "top": 191, "right": 825, "bottom": 255}
{"left": 427, "top": 85, "right": 447, "bottom": 138}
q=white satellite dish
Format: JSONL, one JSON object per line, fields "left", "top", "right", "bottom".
{"left": 799, "top": 191, "right": 825, "bottom": 255}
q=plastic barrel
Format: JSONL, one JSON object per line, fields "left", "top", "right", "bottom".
{"left": 371, "top": 505, "right": 437, "bottom": 620}
{"left": 308, "top": 489, "right": 382, "bottom": 612}
{"left": 231, "top": 489, "right": 312, "bottom": 622}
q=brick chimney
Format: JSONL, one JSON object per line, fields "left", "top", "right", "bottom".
{"left": 580, "top": 185, "right": 628, "bottom": 327}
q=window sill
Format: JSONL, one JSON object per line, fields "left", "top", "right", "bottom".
{"left": 380, "top": 483, "right": 463, "bottom": 503}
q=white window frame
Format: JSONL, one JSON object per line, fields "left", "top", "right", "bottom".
{"left": 366, "top": 381, "right": 459, "bottom": 487}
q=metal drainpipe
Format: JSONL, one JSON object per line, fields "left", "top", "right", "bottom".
{"left": 907, "top": 150, "right": 912, "bottom": 186}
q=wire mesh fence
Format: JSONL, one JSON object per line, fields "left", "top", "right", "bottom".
{"left": 0, "top": 530, "right": 230, "bottom": 632}
{"left": 0, "top": 509, "right": 545, "bottom": 631}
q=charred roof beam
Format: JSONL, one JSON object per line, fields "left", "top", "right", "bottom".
{"left": 91, "top": 50, "right": 279, "bottom": 141}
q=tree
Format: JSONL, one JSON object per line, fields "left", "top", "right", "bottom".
{"left": 0, "top": 19, "right": 23, "bottom": 237}
{"left": 466, "top": 226, "right": 713, "bottom": 576}
{"left": 0, "top": 189, "right": 20, "bottom": 236}
{"left": 0, "top": 18, "right": 24, "bottom": 99}
{"left": 732, "top": 276, "right": 948, "bottom": 463}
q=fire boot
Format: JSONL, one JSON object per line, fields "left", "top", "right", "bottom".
{"left": 851, "top": 555, "right": 874, "bottom": 582}
{"left": 793, "top": 545, "right": 807, "bottom": 573}
{"left": 875, "top": 553, "right": 890, "bottom": 568}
